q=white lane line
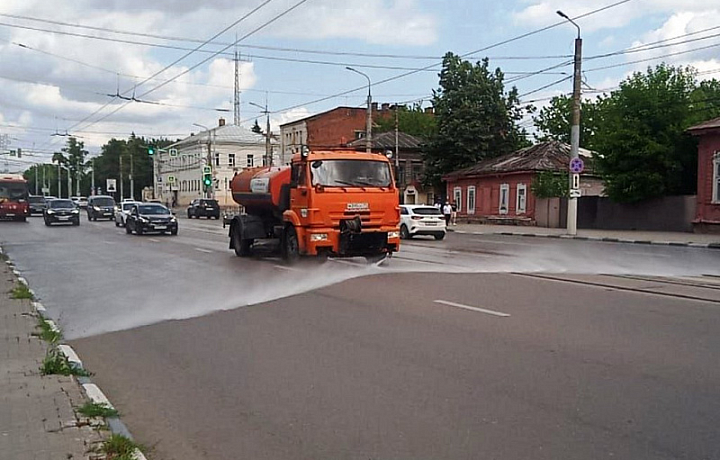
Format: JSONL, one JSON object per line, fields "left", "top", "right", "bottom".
{"left": 194, "top": 247, "right": 213, "bottom": 253}
{"left": 434, "top": 300, "right": 511, "bottom": 317}
{"left": 147, "top": 238, "right": 160, "bottom": 243}
{"left": 104, "top": 241, "right": 115, "bottom": 245}
{"left": 273, "top": 264, "right": 298, "bottom": 271}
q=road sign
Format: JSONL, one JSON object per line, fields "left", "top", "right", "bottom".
{"left": 569, "top": 189, "right": 581, "bottom": 198}
{"left": 571, "top": 173, "right": 580, "bottom": 190}
{"left": 169, "top": 148, "right": 178, "bottom": 157}
{"left": 167, "top": 175, "right": 176, "bottom": 184}
{"left": 106, "top": 179, "right": 117, "bottom": 193}
{"left": 569, "top": 157, "right": 584, "bottom": 174}
{"left": 202, "top": 165, "right": 211, "bottom": 174}
{"left": 42, "top": 187, "right": 50, "bottom": 194}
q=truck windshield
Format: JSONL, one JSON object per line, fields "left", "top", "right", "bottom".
{"left": 0, "top": 181, "right": 28, "bottom": 201}
{"left": 310, "top": 160, "right": 392, "bottom": 187}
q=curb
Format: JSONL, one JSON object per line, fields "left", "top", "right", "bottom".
{"left": 5, "top": 250, "right": 148, "bottom": 460}
{"left": 452, "top": 230, "right": 720, "bottom": 248}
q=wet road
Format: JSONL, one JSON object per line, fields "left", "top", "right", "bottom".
{"left": 2, "top": 215, "right": 720, "bottom": 459}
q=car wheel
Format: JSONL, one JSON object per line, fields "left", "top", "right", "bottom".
{"left": 281, "top": 225, "right": 300, "bottom": 263}
{"left": 73, "top": 220, "right": 80, "bottom": 226}
{"left": 136, "top": 224, "right": 143, "bottom": 235}
{"left": 434, "top": 233, "right": 445, "bottom": 240}
{"left": 187, "top": 211, "right": 191, "bottom": 219}
{"left": 170, "top": 228, "right": 178, "bottom": 236}
{"left": 115, "top": 220, "right": 120, "bottom": 227}
{"left": 400, "top": 224, "right": 411, "bottom": 240}
{"left": 125, "top": 221, "right": 132, "bottom": 234}
{"left": 44, "top": 219, "right": 51, "bottom": 227}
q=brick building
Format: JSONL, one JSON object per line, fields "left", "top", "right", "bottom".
{"left": 688, "top": 117, "right": 720, "bottom": 233}
{"left": 443, "top": 141, "right": 603, "bottom": 225}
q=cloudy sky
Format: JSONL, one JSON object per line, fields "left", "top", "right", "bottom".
{"left": 0, "top": 0, "right": 718, "bottom": 170}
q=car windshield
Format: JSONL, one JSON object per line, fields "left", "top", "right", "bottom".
{"left": 122, "top": 203, "right": 136, "bottom": 211}
{"left": 92, "top": 198, "right": 115, "bottom": 207}
{"left": 138, "top": 205, "right": 170, "bottom": 215}
{"left": 50, "top": 200, "right": 75, "bottom": 209}
{"left": 412, "top": 207, "right": 442, "bottom": 215}
{"left": 200, "top": 200, "right": 217, "bottom": 206}
{"left": 310, "top": 160, "right": 392, "bottom": 187}
{"left": 29, "top": 196, "right": 46, "bottom": 204}
{"left": 0, "top": 181, "right": 29, "bottom": 200}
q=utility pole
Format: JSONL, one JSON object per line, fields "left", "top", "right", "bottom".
{"left": 394, "top": 104, "right": 400, "bottom": 180}
{"left": 43, "top": 164, "right": 46, "bottom": 195}
{"left": 346, "top": 67, "right": 372, "bottom": 153}
{"left": 57, "top": 162, "right": 61, "bottom": 198}
{"left": 193, "top": 123, "right": 214, "bottom": 199}
{"left": 35, "top": 164, "right": 39, "bottom": 195}
{"left": 250, "top": 98, "right": 272, "bottom": 166}
{"left": 91, "top": 158, "right": 95, "bottom": 195}
{"left": 558, "top": 10, "right": 582, "bottom": 236}
{"left": 119, "top": 155, "right": 124, "bottom": 200}
{"left": 130, "top": 153, "right": 134, "bottom": 200}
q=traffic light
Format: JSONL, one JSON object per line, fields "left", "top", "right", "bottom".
{"left": 202, "top": 166, "right": 212, "bottom": 187}
{"left": 147, "top": 145, "right": 156, "bottom": 156}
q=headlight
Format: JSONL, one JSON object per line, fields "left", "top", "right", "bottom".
{"left": 170, "top": 216, "right": 177, "bottom": 222}
{"left": 71, "top": 209, "right": 79, "bottom": 214}
{"left": 310, "top": 233, "right": 328, "bottom": 242}
{"left": 139, "top": 217, "right": 148, "bottom": 223}
{"left": 47, "top": 210, "right": 55, "bottom": 214}
{"left": 387, "top": 231, "right": 400, "bottom": 239}
{"left": 93, "top": 206, "right": 101, "bottom": 211}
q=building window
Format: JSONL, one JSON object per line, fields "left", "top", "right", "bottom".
{"left": 516, "top": 183, "right": 527, "bottom": 214}
{"left": 453, "top": 187, "right": 462, "bottom": 213}
{"left": 229, "top": 153, "right": 236, "bottom": 168}
{"left": 467, "top": 186, "right": 476, "bottom": 214}
{"left": 214, "top": 152, "right": 220, "bottom": 167}
{"left": 499, "top": 183, "right": 509, "bottom": 214}
{"left": 247, "top": 154, "right": 254, "bottom": 168}
{"left": 714, "top": 151, "right": 720, "bottom": 204}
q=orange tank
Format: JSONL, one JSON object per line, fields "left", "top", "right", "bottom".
{"left": 230, "top": 166, "right": 291, "bottom": 212}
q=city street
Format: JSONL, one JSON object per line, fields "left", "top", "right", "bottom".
{"left": 2, "top": 215, "right": 720, "bottom": 459}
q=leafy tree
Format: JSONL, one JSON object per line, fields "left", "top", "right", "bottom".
{"left": 251, "top": 119, "right": 263, "bottom": 134}
{"left": 593, "top": 64, "right": 701, "bottom": 202}
{"left": 50, "top": 137, "right": 87, "bottom": 196}
{"left": 532, "top": 95, "right": 604, "bottom": 151}
{"left": 531, "top": 171, "right": 568, "bottom": 198}
{"left": 374, "top": 103, "right": 436, "bottom": 138}
{"left": 423, "top": 53, "right": 531, "bottom": 187}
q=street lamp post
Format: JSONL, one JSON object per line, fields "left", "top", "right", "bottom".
{"left": 557, "top": 10, "right": 583, "bottom": 236}
{"left": 249, "top": 100, "right": 272, "bottom": 166}
{"left": 346, "top": 67, "right": 372, "bottom": 153}
{"left": 193, "top": 123, "right": 214, "bottom": 199}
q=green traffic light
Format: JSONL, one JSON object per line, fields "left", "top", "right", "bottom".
{"left": 147, "top": 146, "right": 155, "bottom": 155}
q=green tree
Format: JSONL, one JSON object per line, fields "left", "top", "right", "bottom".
{"left": 593, "top": 64, "right": 701, "bottom": 202}
{"left": 531, "top": 171, "right": 568, "bottom": 198}
{"left": 532, "top": 95, "right": 604, "bottom": 151}
{"left": 423, "top": 53, "right": 530, "bottom": 187}
{"left": 50, "top": 137, "right": 87, "bottom": 197}
{"left": 374, "top": 103, "right": 436, "bottom": 138}
{"left": 251, "top": 119, "right": 263, "bottom": 134}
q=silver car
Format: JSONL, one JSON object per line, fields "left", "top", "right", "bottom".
{"left": 115, "top": 201, "right": 140, "bottom": 227}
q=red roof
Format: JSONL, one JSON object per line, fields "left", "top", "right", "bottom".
{"left": 687, "top": 116, "right": 720, "bottom": 134}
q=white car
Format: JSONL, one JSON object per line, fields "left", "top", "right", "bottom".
{"left": 115, "top": 201, "right": 140, "bottom": 227}
{"left": 399, "top": 205, "right": 447, "bottom": 240}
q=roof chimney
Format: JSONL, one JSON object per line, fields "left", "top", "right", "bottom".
{"left": 371, "top": 102, "right": 378, "bottom": 112}
{"left": 381, "top": 103, "right": 390, "bottom": 111}
{"left": 218, "top": 117, "right": 226, "bottom": 127}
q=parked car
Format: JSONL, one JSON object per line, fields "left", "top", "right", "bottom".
{"left": 125, "top": 203, "right": 178, "bottom": 235}
{"left": 187, "top": 199, "right": 220, "bottom": 219}
{"left": 87, "top": 195, "right": 116, "bottom": 221}
{"left": 77, "top": 196, "right": 88, "bottom": 208}
{"left": 43, "top": 199, "right": 80, "bottom": 226}
{"left": 115, "top": 201, "right": 139, "bottom": 227}
{"left": 399, "top": 205, "right": 447, "bottom": 240}
{"left": 28, "top": 195, "right": 47, "bottom": 215}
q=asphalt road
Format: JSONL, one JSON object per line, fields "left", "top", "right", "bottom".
{"left": 2, "top": 214, "right": 720, "bottom": 459}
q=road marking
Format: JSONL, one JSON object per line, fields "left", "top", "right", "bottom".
{"left": 273, "top": 264, "right": 298, "bottom": 271}
{"left": 434, "top": 300, "right": 511, "bottom": 317}
{"left": 194, "top": 248, "right": 213, "bottom": 254}
{"left": 148, "top": 238, "right": 160, "bottom": 243}
{"left": 103, "top": 241, "right": 115, "bottom": 245}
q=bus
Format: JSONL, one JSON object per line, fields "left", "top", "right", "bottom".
{"left": 0, "top": 174, "right": 30, "bottom": 221}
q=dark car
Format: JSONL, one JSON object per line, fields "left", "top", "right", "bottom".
{"left": 28, "top": 195, "right": 47, "bottom": 215}
{"left": 126, "top": 203, "right": 178, "bottom": 235}
{"left": 43, "top": 199, "right": 80, "bottom": 226}
{"left": 87, "top": 195, "right": 116, "bottom": 221}
{"left": 187, "top": 199, "right": 220, "bottom": 219}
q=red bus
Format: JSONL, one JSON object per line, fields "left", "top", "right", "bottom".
{"left": 0, "top": 174, "right": 30, "bottom": 221}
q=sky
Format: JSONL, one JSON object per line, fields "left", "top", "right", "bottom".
{"left": 0, "top": 0, "right": 719, "bottom": 171}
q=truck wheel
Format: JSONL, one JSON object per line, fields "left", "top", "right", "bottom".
{"left": 282, "top": 226, "right": 300, "bottom": 263}
{"left": 232, "top": 223, "right": 252, "bottom": 257}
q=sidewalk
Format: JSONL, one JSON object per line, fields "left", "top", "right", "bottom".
{"left": 0, "top": 258, "right": 105, "bottom": 459}
{"left": 449, "top": 223, "right": 720, "bottom": 248}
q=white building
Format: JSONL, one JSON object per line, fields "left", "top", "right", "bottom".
{"left": 157, "top": 118, "right": 278, "bottom": 208}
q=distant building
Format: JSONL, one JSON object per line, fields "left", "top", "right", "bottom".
{"left": 687, "top": 117, "right": 720, "bottom": 233}
{"left": 443, "top": 141, "right": 603, "bottom": 225}
{"left": 158, "top": 118, "right": 277, "bottom": 208}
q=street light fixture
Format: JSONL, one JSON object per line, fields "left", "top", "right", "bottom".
{"left": 249, "top": 100, "right": 273, "bottom": 166}
{"left": 557, "top": 9, "right": 583, "bottom": 236}
{"left": 345, "top": 66, "right": 373, "bottom": 154}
